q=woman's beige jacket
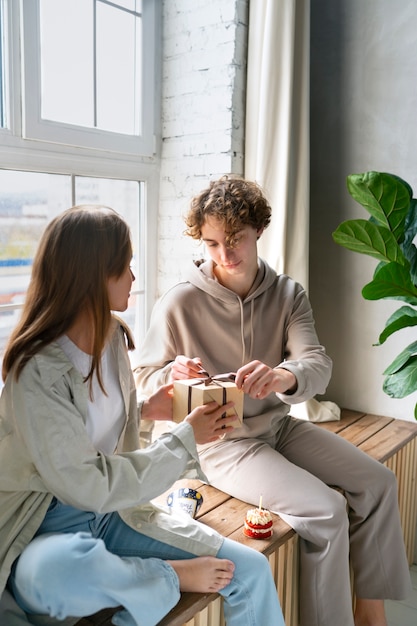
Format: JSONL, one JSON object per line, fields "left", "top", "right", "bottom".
{"left": 0, "top": 323, "right": 223, "bottom": 604}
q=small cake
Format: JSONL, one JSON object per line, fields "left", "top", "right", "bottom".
{"left": 243, "top": 507, "right": 273, "bottom": 539}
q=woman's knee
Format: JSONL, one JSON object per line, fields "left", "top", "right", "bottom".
{"left": 15, "top": 531, "right": 104, "bottom": 590}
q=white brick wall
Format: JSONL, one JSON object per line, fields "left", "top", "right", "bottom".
{"left": 158, "top": 0, "right": 248, "bottom": 295}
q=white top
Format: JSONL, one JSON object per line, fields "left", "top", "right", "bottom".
{"left": 57, "top": 334, "right": 125, "bottom": 454}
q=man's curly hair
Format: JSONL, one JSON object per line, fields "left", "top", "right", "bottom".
{"left": 184, "top": 175, "right": 271, "bottom": 248}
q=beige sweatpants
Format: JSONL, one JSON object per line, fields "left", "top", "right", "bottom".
{"left": 199, "top": 415, "right": 412, "bottom": 626}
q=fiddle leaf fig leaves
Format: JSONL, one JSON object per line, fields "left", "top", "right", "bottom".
{"left": 332, "top": 220, "right": 405, "bottom": 264}
{"left": 383, "top": 340, "right": 417, "bottom": 375}
{"left": 383, "top": 357, "right": 417, "bottom": 399}
{"left": 347, "top": 171, "right": 411, "bottom": 241}
{"left": 383, "top": 341, "right": 417, "bottom": 399}
{"left": 377, "top": 306, "right": 417, "bottom": 345}
{"left": 403, "top": 198, "right": 417, "bottom": 245}
{"left": 333, "top": 171, "right": 417, "bottom": 416}
{"left": 362, "top": 262, "right": 417, "bottom": 304}
{"left": 402, "top": 199, "right": 417, "bottom": 284}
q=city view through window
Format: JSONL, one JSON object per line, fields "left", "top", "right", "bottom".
{"left": 0, "top": 170, "right": 143, "bottom": 386}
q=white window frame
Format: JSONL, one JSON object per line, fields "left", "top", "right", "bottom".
{"left": 0, "top": 0, "right": 162, "bottom": 342}
{"left": 21, "top": 0, "right": 158, "bottom": 156}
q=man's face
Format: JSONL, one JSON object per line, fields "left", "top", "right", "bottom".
{"left": 201, "top": 217, "right": 261, "bottom": 278}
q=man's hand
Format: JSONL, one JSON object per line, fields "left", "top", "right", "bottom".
{"left": 170, "top": 355, "right": 208, "bottom": 381}
{"left": 235, "top": 360, "right": 297, "bottom": 399}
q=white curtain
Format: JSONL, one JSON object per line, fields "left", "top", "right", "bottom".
{"left": 244, "top": 0, "right": 310, "bottom": 289}
{"left": 244, "top": 0, "right": 340, "bottom": 422}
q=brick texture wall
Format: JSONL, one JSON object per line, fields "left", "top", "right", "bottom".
{"left": 158, "top": 0, "right": 248, "bottom": 294}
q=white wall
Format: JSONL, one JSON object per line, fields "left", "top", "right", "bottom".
{"left": 309, "top": 0, "right": 417, "bottom": 424}
{"left": 158, "top": 0, "right": 248, "bottom": 295}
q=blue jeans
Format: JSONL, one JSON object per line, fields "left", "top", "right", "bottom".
{"left": 9, "top": 500, "right": 284, "bottom": 626}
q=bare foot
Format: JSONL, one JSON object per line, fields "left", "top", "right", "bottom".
{"left": 167, "top": 556, "right": 235, "bottom": 593}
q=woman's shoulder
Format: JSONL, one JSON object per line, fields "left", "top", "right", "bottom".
{"left": 23, "top": 340, "right": 70, "bottom": 369}
{"left": 5, "top": 341, "right": 76, "bottom": 401}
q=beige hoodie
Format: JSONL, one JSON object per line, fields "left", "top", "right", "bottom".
{"left": 135, "top": 258, "right": 332, "bottom": 442}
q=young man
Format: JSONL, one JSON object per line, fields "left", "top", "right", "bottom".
{"left": 135, "top": 175, "right": 411, "bottom": 626}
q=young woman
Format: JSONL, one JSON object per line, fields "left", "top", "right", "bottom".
{"left": 134, "top": 176, "right": 412, "bottom": 626}
{"left": 0, "top": 205, "right": 285, "bottom": 626}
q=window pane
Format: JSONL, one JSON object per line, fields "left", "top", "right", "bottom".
{"left": 0, "top": 170, "right": 71, "bottom": 383}
{"left": 74, "top": 176, "right": 143, "bottom": 335}
{"left": 0, "top": 173, "right": 145, "bottom": 382}
{"left": 96, "top": 2, "right": 142, "bottom": 134}
{"left": 40, "top": 0, "right": 142, "bottom": 135}
{"left": 40, "top": 0, "right": 94, "bottom": 127}
{"left": 0, "top": 308, "right": 20, "bottom": 379}
{"left": 0, "top": 0, "right": 7, "bottom": 128}
{"left": 112, "top": 1, "right": 142, "bottom": 11}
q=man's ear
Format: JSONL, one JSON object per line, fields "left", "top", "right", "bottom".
{"left": 256, "top": 227, "right": 264, "bottom": 240}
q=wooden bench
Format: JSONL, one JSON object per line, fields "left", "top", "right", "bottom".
{"left": 76, "top": 409, "right": 417, "bottom": 626}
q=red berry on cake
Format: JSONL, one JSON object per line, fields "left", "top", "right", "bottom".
{"left": 243, "top": 507, "right": 273, "bottom": 539}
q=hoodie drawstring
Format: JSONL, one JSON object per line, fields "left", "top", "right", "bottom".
{"left": 238, "top": 298, "right": 254, "bottom": 364}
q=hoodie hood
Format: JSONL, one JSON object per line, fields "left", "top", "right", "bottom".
{"left": 186, "top": 257, "right": 278, "bottom": 305}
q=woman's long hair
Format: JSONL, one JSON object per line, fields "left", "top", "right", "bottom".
{"left": 2, "top": 205, "right": 134, "bottom": 390}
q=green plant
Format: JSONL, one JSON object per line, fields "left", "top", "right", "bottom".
{"left": 332, "top": 170, "right": 417, "bottom": 420}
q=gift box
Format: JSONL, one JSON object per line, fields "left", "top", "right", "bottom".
{"left": 173, "top": 376, "right": 244, "bottom": 428}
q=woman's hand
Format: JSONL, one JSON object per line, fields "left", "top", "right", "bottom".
{"left": 141, "top": 383, "right": 174, "bottom": 421}
{"left": 170, "top": 355, "right": 208, "bottom": 381}
{"left": 184, "top": 401, "right": 235, "bottom": 444}
{"left": 235, "top": 360, "right": 297, "bottom": 399}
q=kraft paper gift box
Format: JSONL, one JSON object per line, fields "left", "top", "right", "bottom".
{"left": 173, "top": 376, "right": 244, "bottom": 428}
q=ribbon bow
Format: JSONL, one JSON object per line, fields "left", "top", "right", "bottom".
{"left": 187, "top": 372, "right": 236, "bottom": 415}
{"left": 199, "top": 372, "right": 236, "bottom": 386}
